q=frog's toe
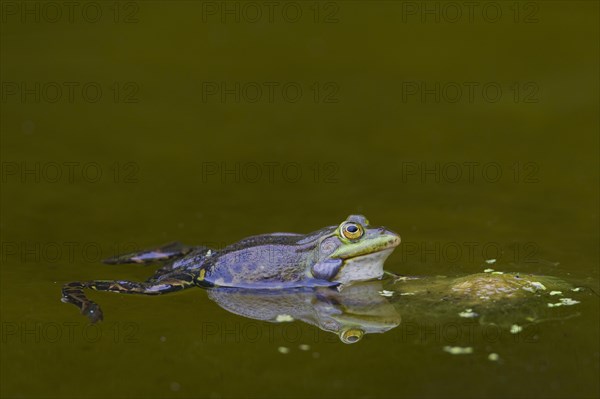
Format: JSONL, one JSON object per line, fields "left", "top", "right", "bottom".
{"left": 81, "top": 302, "right": 104, "bottom": 323}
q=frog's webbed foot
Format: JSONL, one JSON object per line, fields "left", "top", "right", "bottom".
{"left": 81, "top": 301, "right": 104, "bottom": 323}
{"left": 103, "top": 241, "right": 206, "bottom": 265}
{"left": 61, "top": 282, "right": 104, "bottom": 323}
{"left": 62, "top": 274, "right": 197, "bottom": 322}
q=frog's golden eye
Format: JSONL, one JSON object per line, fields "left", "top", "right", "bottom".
{"left": 340, "top": 328, "right": 364, "bottom": 344}
{"left": 341, "top": 222, "right": 364, "bottom": 240}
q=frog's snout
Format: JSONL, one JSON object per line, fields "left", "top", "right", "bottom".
{"left": 378, "top": 227, "right": 401, "bottom": 247}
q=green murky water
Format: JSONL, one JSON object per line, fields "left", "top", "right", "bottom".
{"left": 1, "top": 1, "right": 598, "bottom": 398}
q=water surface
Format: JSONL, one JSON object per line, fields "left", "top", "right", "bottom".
{"left": 1, "top": 1, "right": 598, "bottom": 398}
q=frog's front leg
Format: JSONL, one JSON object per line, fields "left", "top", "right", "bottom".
{"left": 61, "top": 272, "right": 197, "bottom": 323}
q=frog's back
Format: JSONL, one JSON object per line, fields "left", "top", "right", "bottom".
{"left": 201, "top": 233, "right": 335, "bottom": 289}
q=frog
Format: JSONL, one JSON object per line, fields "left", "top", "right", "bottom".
{"left": 62, "top": 214, "right": 401, "bottom": 323}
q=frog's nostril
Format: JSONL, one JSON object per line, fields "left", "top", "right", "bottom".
{"left": 379, "top": 227, "right": 394, "bottom": 236}
{"left": 387, "top": 234, "right": 401, "bottom": 246}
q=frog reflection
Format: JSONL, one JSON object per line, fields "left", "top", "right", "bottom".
{"left": 205, "top": 272, "right": 588, "bottom": 344}
{"left": 206, "top": 280, "right": 401, "bottom": 344}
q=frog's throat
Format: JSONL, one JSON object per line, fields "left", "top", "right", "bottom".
{"left": 333, "top": 248, "right": 395, "bottom": 285}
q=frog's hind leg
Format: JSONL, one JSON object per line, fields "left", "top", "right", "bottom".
{"left": 61, "top": 272, "right": 196, "bottom": 323}
{"left": 103, "top": 241, "right": 203, "bottom": 265}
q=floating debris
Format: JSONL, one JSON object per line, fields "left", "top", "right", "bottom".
{"left": 484, "top": 268, "right": 495, "bottom": 273}
{"left": 275, "top": 314, "right": 294, "bottom": 322}
{"left": 522, "top": 281, "right": 547, "bottom": 293}
{"left": 400, "top": 292, "right": 416, "bottom": 296}
{"left": 299, "top": 344, "right": 311, "bottom": 351}
{"left": 531, "top": 282, "right": 547, "bottom": 290}
{"left": 278, "top": 346, "right": 290, "bottom": 354}
{"left": 491, "top": 271, "right": 504, "bottom": 275}
{"left": 443, "top": 346, "right": 473, "bottom": 355}
{"left": 378, "top": 290, "right": 394, "bottom": 297}
{"left": 549, "top": 291, "right": 563, "bottom": 296}
{"left": 488, "top": 353, "right": 500, "bottom": 362}
{"left": 548, "top": 298, "right": 581, "bottom": 308}
{"left": 458, "top": 308, "right": 479, "bottom": 318}
{"left": 510, "top": 324, "right": 523, "bottom": 334}
{"left": 485, "top": 259, "right": 497, "bottom": 264}
{"left": 571, "top": 287, "right": 582, "bottom": 292}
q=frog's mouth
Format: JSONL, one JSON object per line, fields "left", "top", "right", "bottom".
{"left": 344, "top": 239, "right": 400, "bottom": 259}
{"left": 334, "top": 233, "right": 400, "bottom": 261}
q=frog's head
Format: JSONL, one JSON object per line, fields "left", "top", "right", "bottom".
{"left": 310, "top": 215, "right": 400, "bottom": 285}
